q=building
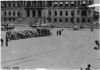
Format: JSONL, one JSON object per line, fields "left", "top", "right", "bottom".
{"left": 1, "top": 0, "right": 95, "bottom": 26}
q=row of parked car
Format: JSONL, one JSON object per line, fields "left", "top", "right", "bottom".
{"left": 1, "top": 24, "right": 15, "bottom": 31}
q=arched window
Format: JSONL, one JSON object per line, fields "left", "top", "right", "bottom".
{"left": 4, "top": 11, "right": 6, "bottom": 16}
{"left": 77, "top": 18, "right": 79, "bottom": 22}
{"left": 18, "top": 3, "right": 20, "bottom": 7}
{"left": 66, "top": 11, "right": 68, "bottom": 16}
{"left": 82, "top": 18, "right": 85, "bottom": 22}
{"left": 71, "top": 11, "right": 74, "bottom": 16}
{"left": 18, "top": 11, "right": 20, "bottom": 17}
{"left": 49, "top": 10, "right": 51, "bottom": 15}
{"left": 60, "top": 11, "right": 62, "bottom": 16}
{"left": 60, "top": 19, "right": 62, "bottom": 22}
{"left": 49, "top": 18, "right": 51, "bottom": 22}
{"left": 4, "top": 3, "right": 6, "bottom": 7}
{"left": 13, "top": 11, "right": 15, "bottom": 16}
{"left": 88, "top": 19, "right": 90, "bottom": 22}
{"left": 9, "top": 11, "right": 11, "bottom": 16}
{"left": 55, "top": 11, "right": 57, "bottom": 16}
{"left": 88, "top": 10, "right": 91, "bottom": 14}
{"left": 13, "top": 3, "right": 15, "bottom": 7}
{"left": 54, "top": 18, "right": 57, "bottom": 22}
{"left": 65, "top": 18, "right": 68, "bottom": 22}
{"left": 9, "top": 3, "right": 11, "bottom": 7}
{"left": 71, "top": 18, "right": 74, "bottom": 22}
{"left": 9, "top": 18, "right": 11, "bottom": 21}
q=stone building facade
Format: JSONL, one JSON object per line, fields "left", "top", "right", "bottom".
{"left": 1, "top": 0, "right": 95, "bottom": 25}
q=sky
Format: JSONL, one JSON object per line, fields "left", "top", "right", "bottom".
{"left": 94, "top": 0, "right": 100, "bottom": 12}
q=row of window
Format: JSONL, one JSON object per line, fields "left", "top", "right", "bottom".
{"left": 4, "top": 11, "right": 21, "bottom": 17}
{"left": 48, "top": 18, "right": 91, "bottom": 23}
{"left": 1, "top": 1, "right": 93, "bottom": 7}
{"left": 3, "top": 18, "right": 15, "bottom": 21}
{"left": 3, "top": 17, "right": 91, "bottom": 23}
{"left": 49, "top": 10, "right": 91, "bottom": 16}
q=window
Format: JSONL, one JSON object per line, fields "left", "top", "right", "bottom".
{"left": 18, "top": 11, "right": 20, "bottom": 17}
{"left": 32, "top": 1, "right": 36, "bottom": 6}
{"left": 88, "top": 19, "right": 90, "bottom": 22}
{"left": 13, "top": 3, "right": 15, "bottom": 7}
{"left": 71, "top": 11, "right": 74, "bottom": 16}
{"left": 48, "top": 1, "right": 52, "bottom": 6}
{"left": 65, "top": 2, "right": 68, "bottom": 6}
{"left": 82, "top": 1, "right": 86, "bottom": 6}
{"left": 88, "top": 10, "right": 91, "bottom": 14}
{"left": 49, "top": 11, "right": 51, "bottom": 15}
{"left": 66, "top": 11, "right": 68, "bottom": 16}
{"left": 60, "top": 11, "right": 62, "bottom": 16}
{"left": 32, "top": 10, "right": 35, "bottom": 17}
{"left": 82, "top": 18, "right": 85, "bottom": 22}
{"left": 4, "top": 11, "right": 6, "bottom": 16}
{"left": 9, "top": 18, "right": 11, "bottom": 21}
{"left": 78, "top": 10, "right": 80, "bottom": 13}
{"left": 77, "top": 18, "right": 79, "bottom": 22}
{"left": 13, "top": 11, "right": 15, "bottom": 16}
{"left": 4, "top": 18, "right": 7, "bottom": 21}
{"left": 55, "top": 11, "right": 57, "bottom": 16}
{"left": 27, "top": 1, "right": 30, "bottom": 7}
{"left": 78, "top": 1, "right": 80, "bottom": 5}
{"left": 49, "top": 18, "right": 51, "bottom": 22}
{"left": 4, "top": 3, "right": 6, "bottom": 7}
{"left": 60, "top": 2, "right": 63, "bottom": 6}
{"left": 71, "top": 1, "right": 74, "bottom": 6}
{"left": 71, "top": 18, "right": 73, "bottom": 22}
{"left": 9, "top": 3, "right": 11, "bottom": 7}
{"left": 54, "top": 2, "right": 57, "bottom": 6}
{"left": 38, "top": 1, "right": 42, "bottom": 6}
{"left": 27, "top": 10, "right": 30, "bottom": 17}
{"left": 89, "top": 1, "right": 92, "bottom": 5}
{"left": 81, "top": 10, "right": 87, "bottom": 16}
{"left": 38, "top": 10, "right": 41, "bottom": 17}
{"left": 9, "top": 11, "right": 11, "bottom": 16}
{"left": 13, "top": 18, "right": 15, "bottom": 21}
{"left": 65, "top": 18, "right": 68, "bottom": 22}
{"left": 60, "top": 19, "right": 62, "bottom": 22}
{"left": 18, "top": 3, "right": 20, "bottom": 7}
{"left": 54, "top": 18, "right": 57, "bottom": 22}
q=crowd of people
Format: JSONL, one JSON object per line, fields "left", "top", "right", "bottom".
{"left": 1, "top": 24, "right": 15, "bottom": 31}
{"left": 6, "top": 28, "right": 52, "bottom": 41}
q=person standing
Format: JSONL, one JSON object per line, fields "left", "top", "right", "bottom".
{"left": 95, "top": 40, "right": 99, "bottom": 49}
{"left": 85, "top": 64, "right": 91, "bottom": 70}
{"left": 59, "top": 30, "right": 62, "bottom": 36}
{"left": 90, "top": 26, "right": 93, "bottom": 32}
{"left": 5, "top": 34, "right": 9, "bottom": 46}
{"left": 57, "top": 30, "right": 59, "bottom": 35}
{"left": 1, "top": 38, "right": 4, "bottom": 47}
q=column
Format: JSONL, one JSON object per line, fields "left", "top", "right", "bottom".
{"left": 25, "top": 1, "right": 27, "bottom": 6}
{"left": 36, "top": 10, "right": 38, "bottom": 17}
{"left": 30, "top": 10, "right": 32, "bottom": 17}
{"left": 36, "top": 1, "right": 38, "bottom": 6}
{"left": 31, "top": 1, "right": 32, "bottom": 6}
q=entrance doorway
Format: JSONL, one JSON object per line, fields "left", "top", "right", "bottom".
{"left": 27, "top": 10, "right": 30, "bottom": 17}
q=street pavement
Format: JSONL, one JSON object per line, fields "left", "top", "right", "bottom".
{"left": 1, "top": 27, "right": 100, "bottom": 70}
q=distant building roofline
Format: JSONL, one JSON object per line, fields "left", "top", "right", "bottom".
{"left": 1, "top": 0, "right": 94, "bottom": 1}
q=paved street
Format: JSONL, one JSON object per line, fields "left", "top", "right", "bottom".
{"left": 1, "top": 27, "right": 100, "bottom": 69}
